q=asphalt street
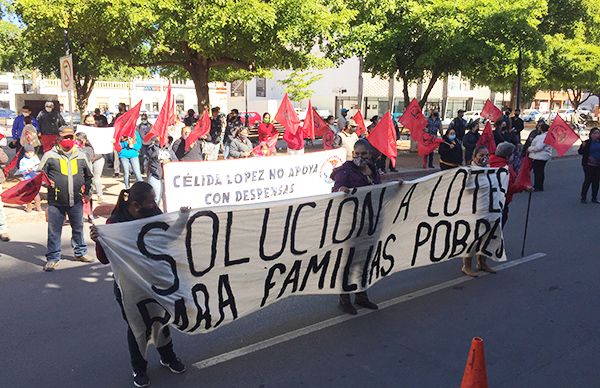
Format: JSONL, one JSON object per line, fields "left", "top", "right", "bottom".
{"left": 1, "top": 156, "right": 599, "bottom": 388}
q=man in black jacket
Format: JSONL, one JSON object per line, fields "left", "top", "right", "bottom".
{"left": 37, "top": 101, "right": 66, "bottom": 153}
{"left": 39, "top": 126, "right": 93, "bottom": 271}
{"left": 448, "top": 109, "right": 467, "bottom": 141}
{"left": 205, "top": 107, "right": 224, "bottom": 160}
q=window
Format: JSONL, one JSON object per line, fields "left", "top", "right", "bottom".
{"left": 176, "top": 95, "right": 185, "bottom": 113}
{"left": 256, "top": 77, "right": 266, "bottom": 97}
{"left": 0, "top": 83, "right": 8, "bottom": 94}
{"left": 230, "top": 80, "right": 244, "bottom": 97}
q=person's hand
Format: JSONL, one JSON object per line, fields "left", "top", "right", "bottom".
{"left": 526, "top": 186, "right": 534, "bottom": 192}
{"left": 449, "top": 143, "right": 455, "bottom": 149}
{"left": 243, "top": 151, "right": 252, "bottom": 157}
{"left": 89, "top": 225, "right": 100, "bottom": 243}
{"left": 180, "top": 206, "right": 191, "bottom": 213}
{"left": 189, "top": 142, "right": 195, "bottom": 149}
{"left": 83, "top": 194, "right": 91, "bottom": 203}
{"left": 48, "top": 179, "right": 55, "bottom": 188}
{"left": 338, "top": 186, "right": 350, "bottom": 194}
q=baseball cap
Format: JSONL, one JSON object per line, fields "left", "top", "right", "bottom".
{"left": 59, "top": 126, "right": 75, "bottom": 137}
{"left": 341, "top": 108, "right": 349, "bottom": 113}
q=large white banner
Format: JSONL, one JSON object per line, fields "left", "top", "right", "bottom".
{"left": 162, "top": 149, "right": 347, "bottom": 212}
{"left": 75, "top": 125, "right": 115, "bottom": 155}
{"left": 97, "top": 167, "right": 509, "bottom": 353}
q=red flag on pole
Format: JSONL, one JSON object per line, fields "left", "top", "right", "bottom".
{"left": 0, "top": 133, "right": 4, "bottom": 141}
{"left": 302, "top": 100, "right": 316, "bottom": 140}
{"left": 544, "top": 113, "right": 580, "bottom": 157}
{"left": 144, "top": 81, "right": 173, "bottom": 147}
{"left": 1, "top": 172, "right": 50, "bottom": 205}
{"left": 185, "top": 109, "right": 210, "bottom": 152}
{"left": 252, "top": 134, "right": 278, "bottom": 157}
{"left": 399, "top": 98, "right": 427, "bottom": 133}
{"left": 480, "top": 99, "right": 503, "bottom": 122}
{"left": 113, "top": 100, "right": 143, "bottom": 152}
{"left": 367, "top": 111, "right": 398, "bottom": 167}
{"left": 352, "top": 110, "right": 368, "bottom": 136}
{"left": 515, "top": 155, "right": 533, "bottom": 191}
{"left": 2, "top": 148, "right": 23, "bottom": 176}
{"left": 275, "top": 94, "right": 301, "bottom": 135}
{"left": 417, "top": 133, "right": 444, "bottom": 157}
{"left": 477, "top": 121, "right": 497, "bottom": 154}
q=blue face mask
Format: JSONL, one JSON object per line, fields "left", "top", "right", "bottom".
{"left": 448, "top": 134, "right": 456, "bottom": 141}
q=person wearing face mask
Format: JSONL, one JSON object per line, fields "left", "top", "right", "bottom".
{"left": 463, "top": 120, "right": 481, "bottom": 164}
{"left": 93, "top": 108, "right": 109, "bottom": 127}
{"left": 37, "top": 101, "right": 67, "bottom": 153}
{"left": 578, "top": 127, "right": 600, "bottom": 203}
{"left": 38, "top": 126, "right": 93, "bottom": 272}
{"left": 332, "top": 123, "right": 359, "bottom": 160}
{"left": 118, "top": 129, "right": 143, "bottom": 189}
{"left": 423, "top": 110, "right": 442, "bottom": 168}
{"left": 258, "top": 113, "right": 278, "bottom": 143}
{"left": 527, "top": 123, "right": 552, "bottom": 191}
{"left": 330, "top": 139, "right": 381, "bottom": 315}
{"left": 229, "top": 127, "right": 253, "bottom": 158}
{"left": 224, "top": 109, "right": 244, "bottom": 159}
{"left": 91, "top": 182, "right": 188, "bottom": 388}
{"left": 136, "top": 113, "right": 154, "bottom": 174}
{"left": 205, "top": 107, "right": 224, "bottom": 161}
{"left": 438, "top": 128, "right": 463, "bottom": 170}
{"left": 11, "top": 105, "right": 38, "bottom": 151}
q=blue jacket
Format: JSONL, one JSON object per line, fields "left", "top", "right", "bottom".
{"left": 12, "top": 115, "right": 39, "bottom": 139}
{"left": 119, "top": 131, "right": 142, "bottom": 159}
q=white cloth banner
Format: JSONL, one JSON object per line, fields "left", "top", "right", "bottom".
{"left": 97, "top": 167, "right": 509, "bottom": 353}
{"left": 162, "top": 149, "right": 347, "bottom": 212}
{"left": 75, "top": 125, "right": 115, "bottom": 155}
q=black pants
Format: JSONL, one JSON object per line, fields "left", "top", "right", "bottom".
{"left": 532, "top": 159, "right": 547, "bottom": 191}
{"left": 581, "top": 165, "right": 600, "bottom": 201}
{"left": 114, "top": 283, "right": 176, "bottom": 374}
{"left": 423, "top": 153, "right": 434, "bottom": 167}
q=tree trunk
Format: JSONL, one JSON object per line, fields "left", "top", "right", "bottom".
{"left": 510, "top": 78, "right": 518, "bottom": 110}
{"left": 74, "top": 74, "right": 96, "bottom": 114}
{"left": 187, "top": 59, "right": 211, "bottom": 111}
{"left": 418, "top": 71, "right": 441, "bottom": 108}
{"left": 402, "top": 74, "right": 410, "bottom": 108}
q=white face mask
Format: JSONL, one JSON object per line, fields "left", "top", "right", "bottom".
{"left": 23, "top": 112, "right": 30, "bottom": 117}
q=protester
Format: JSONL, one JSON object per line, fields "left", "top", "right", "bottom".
{"left": 37, "top": 101, "right": 67, "bottom": 153}
{"left": 0, "top": 147, "right": 8, "bottom": 241}
{"left": 463, "top": 120, "right": 480, "bottom": 164}
{"left": 183, "top": 109, "right": 197, "bottom": 127}
{"left": 110, "top": 103, "right": 128, "bottom": 177}
{"left": 93, "top": 108, "right": 109, "bottom": 127}
{"left": 578, "top": 127, "right": 600, "bottom": 203}
{"left": 527, "top": 123, "right": 552, "bottom": 191}
{"left": 283, "top": 125, "right": 305, "bottom": 155}
{"left": 11, "top": 105, "right": 38, "bottom": 151}
{"left": 423, "top": 110, "right": 442, "bottom": 168}
{"left": 18, "top": 144, "right": 43, "bottom": 213}
{"left": 438, "top": 128, "right": 463, "bottom": 170}
{"left": 172, "top": 126, "right": 203, "bottom": 161}
{"left": 20, "top": 118, "right": 41, "bottom": 151}
{"left": 522, "top": 119, "right": 543, "bottom": 156}
{"left": 322, "top": 118, "right": 336, "bottom": 150}
{"left": 39, "top": 126, "right": 93, "bottom": 271}
{"left": 224, "top": 109, "right": 244, "bottom": 158}
{"left": 367, "top": 115, "right": 379, "bottom": 133}
{"left": 461, "top": 144, "right": 490, "bottom": 276}
{"left": 337, "top": 108, "right": 349, "bottom": 132}
{"left": 136, "top": 113, "right": 154, "bottom": 174}
{"left": 502, "top": 107, "right": 512, "bottom": 129}
{"left": 258, "top": 113, "right": 278, "bottom": 143}
{"left": 333, "top": 123, "right": 359, "bottom": 160}
{"left": 448, "top": 109, "right": 467, "bottom": 141}
{"left": 330, "top": 139, "right": 381, "bottom": 315}
{"left": 326, "top": 115, "right": 338, "bottom": 134}
{"left": 82, "top": 114, "right": 96, "bottom": 127}
{"left": 512, "top": 108, "right": 524, "bottom": 134}
{"left": 76, "top": 132, "right": 105, "bottom": 204}
{"left": 205, "top": 108, "right": 224, "bottom": 161}
{"left": 118, "top": 130, "right": 143, "bottom": 189}
{"left": 91, "top": 182, "right": 187, "bottom": 388}
{"left": 229, "top": 127, "right": 253, "bottom": 158}
{"left": 146, "top": 136, "right": 174, "bottom": 205}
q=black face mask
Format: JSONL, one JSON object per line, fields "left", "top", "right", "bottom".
{"left": 138, "top": 205, "right": 162, "bottom": 218}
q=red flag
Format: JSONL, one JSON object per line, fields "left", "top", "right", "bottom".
{"left": 302, "top": 100, "right": 316, "bottom": 140}
{"left": 417, "top": 133, "right": 444, "bottom": 157}
{"left": 1, "top": 172, "right": 50, "bottom": 205}
{"left": 2, "top": 148, "right": 23, "bottom": 176}
{"left": 367, "top": 111, "right": 398, "bottom": 167}
{"left": 544, "top": 113, "right": 580, "bottom": 157}
{"left": 477, "top": 121, "right": 497, "bottom": 154}
{"left": 0, "top": 132, "right": 4, "bottom": 141}
{"left": 275, "top": 93, "right": 301, "bottom": 135}
{"left": 113, "top": 100, "right": 143, "bottom": 152}
{"left": 252, "top": 134, "right": 278, "bottom": 157}
{"left": 185, "top": 109, "right": 210, "bottom": 152}
{"left": 514, "top": 155, "right": 532, "bottom": 191}
{"left": 322, "top": 130, "right": 335, "bottom": 150}
{"left": 352, "top": 110, "right": 368, "bottom": 136}
{"left": 480, "top": 99, "right": 503, "bottom": 122}
{"left": 144, "top": 82, "right": 173, "bottom": 147}
{"left": 399, "top": 98, "right": 427, "bottom": 133}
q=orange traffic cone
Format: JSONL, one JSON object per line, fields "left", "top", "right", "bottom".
{"left": 460, "top": 337, "right": 488, "bottom": 388}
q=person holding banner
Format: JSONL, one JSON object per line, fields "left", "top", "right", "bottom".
{"left": 229, "top": 127, "right": 253, "bottom": 158}
{"left": 438, "top": 128, "right": 463, "bottom": 170}
{"left": 0, "top": 147, "right": 9, "bottom": 241}
{"left": 527, "top": 123, "right": 552, "bottom": 191}
{"left": 146, "top": 136, "right": 174, "bottom": 205}
{"left": 578, "top": 127, "right": 600, "bottom": 203}
{"left": 331, "top": 139, "right": 380, "bottom": 315}
{"left": 90, "top": 182, "right": 187, "bottom": 387}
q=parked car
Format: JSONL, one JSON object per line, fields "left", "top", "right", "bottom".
{"left": 522, "top": 109, "right": 542, "bottom": 122}
{"left": 61, "top": 111, "right": 81, "bottom": 124}
{"left": 463, "top": 111, "right": 483, "bottom": 123}
{"left": 0, "top": 108, "right": 17, "bottom": 119}
{"left": 238, "top": 111, "right": 262, "bottom": 127}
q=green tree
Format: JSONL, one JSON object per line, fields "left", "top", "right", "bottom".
{"left": 100, "top": 0, "right": 351, "bottom": 110}
{"left": 278, "top": 71, "right": 323, "bottom": 105}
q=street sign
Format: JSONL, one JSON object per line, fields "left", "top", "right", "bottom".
{"left": 59, "top": 55, "right": 74, "bottom": 91}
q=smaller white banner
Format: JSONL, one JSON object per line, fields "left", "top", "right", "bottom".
{"left": 75, "top": 125, "right": 116, "bottom": 155}
{"left": 163, "top": 149, "right": 347, "bottom": 212}
{"left": 59, "top": 55, "right": 75, "bottom": 91}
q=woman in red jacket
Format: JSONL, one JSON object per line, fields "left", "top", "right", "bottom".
{"left": 257, "top": 113, "right": 278, "bottom": 143}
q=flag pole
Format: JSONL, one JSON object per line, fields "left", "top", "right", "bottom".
{"left": 521, "top": 191, "right": 533, "bottom": 257}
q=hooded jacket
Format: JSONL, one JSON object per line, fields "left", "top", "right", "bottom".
{"left": 39, "top": 145, "right": 93, "bottom": 206}
{"left": 330, "top": 160, "right": 381, "bottom": 192}
{"left": 527, "top": 132, "right": 553, "bottom": 161}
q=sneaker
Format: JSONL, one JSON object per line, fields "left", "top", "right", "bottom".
{"left": 75, "top": 255, "right": 94, "bottom": 263}
{"left": 338, "top": 301, "right": 358, "bottom": 315}
{"left": 355, "top": 298, "right": 379, "bottom": 310}
{"left": 0, "top": 233, "right": 10, "bottom": 242}
{"left": 160, "top": 358, "right": 186, "bottom": 374}
{"left": 43, "top": 260, "right": 59, "bottom": 272}
{"left": 132, "top": 371, "right": 150, "bottom": 387}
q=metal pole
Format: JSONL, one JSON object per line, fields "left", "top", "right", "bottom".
{"left": 63, "top": 29, "right": 73, "bottom": 125}
{"left": 244, "top": 80, "right": 249, "bottom": 126}
{"left": 516, "top": 47, "right": 523, "bottom": 110}
{"left": 521, "top": 191, "right": 532, "bottom": 257}
{"left": 357, "top": 57, "right": 364, "bottom": 111}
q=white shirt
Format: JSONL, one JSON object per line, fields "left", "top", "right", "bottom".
{"left": 528, "top": 132, "right": 553, "bottom": 161}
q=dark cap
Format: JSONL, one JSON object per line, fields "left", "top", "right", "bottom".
{"left": 59, "top": 126, "right": 75, "bottom": 137}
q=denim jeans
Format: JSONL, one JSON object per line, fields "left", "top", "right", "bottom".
{"left": 147, "top": 175, "right": 163, "bottom": 206}
{"left": 120, "top": 157, "right": 142, "bottom": 189}
{"left": 0, "top": 195, "right": 7, "bottom": 234}
{"left": 112, "top": 150, "right": 121, "bottom": 174}
{"left": 92, "top": 158, "right": 105, "bottom": 197}
{"left": 46, "top": 202, "right": 87, "bottom": 262}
